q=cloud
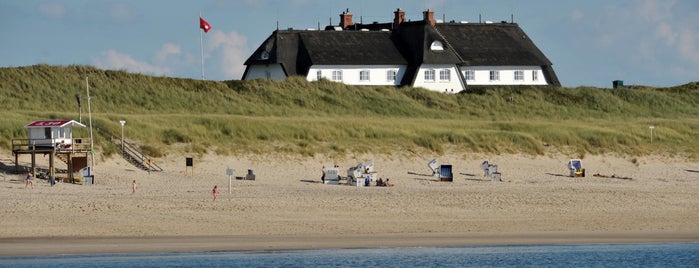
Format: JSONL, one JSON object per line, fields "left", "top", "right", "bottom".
{"left": 92, "top": 50, "right": 169, "bottom": 76}
{"left": 38, "top": 3, "right": 66, "bottom": 18}
{"left": 90, "top": 30, "right": 251, "bottom": 80}
{"left": 108, "top": 2, "right": 136, "bottom": 21}
{"left": 638, "top": 0, "right": 675, "bottom": 22}
{"left": 206, "top": 30, "right": 250, "bottom": 79}
{"left": 677, "top": 27, "right": 699, "bottom": 63}
{"left": 590, "top": 1, "right": 698, "bottom": 78}
{"left": 570, "top": 9, "right": 584, "bottom": 21}
{"left": 153, "top": 43, "right": 182, "bottom": 65}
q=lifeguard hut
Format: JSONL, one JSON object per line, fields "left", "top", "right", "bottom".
{"left": 25, "top": 120, "right": 85, "bottom": 149}
{"left": 12, "top": 120, "right": 92, "bottom": 183}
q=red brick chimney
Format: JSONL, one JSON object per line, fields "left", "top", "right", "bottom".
{"left": 423, "top": 9, "right": 435, "bottom": 26}
{"left": 340, "top": 9, "right": 353, "bottom": 29}
{"left": 393, "top": 8, "right": 405, "bottom": 28}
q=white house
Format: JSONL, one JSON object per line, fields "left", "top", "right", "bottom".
{"left": 242, "top": 8, "right": 560, "bottom": 92}
{"left": 25, "top": 119, "right": 86, "bottom": 149}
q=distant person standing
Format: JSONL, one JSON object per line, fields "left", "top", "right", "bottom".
{"left": 212, "top": 185, "right": 219, "bottom": 201}
{"left": 25, "top": 172, "right": 34, "bottom": 189}
{"left": 132, "top": 180, "right": 137, "bottom": 194}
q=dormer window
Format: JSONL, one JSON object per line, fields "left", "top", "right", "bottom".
{"left": 260, "top": 51, "right": 269, "bottom": 60}
{"left": 430, "top": 40, "right": 444, "bottom": 51}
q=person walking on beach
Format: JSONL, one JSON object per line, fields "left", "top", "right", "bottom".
{"left": 25, "top": 172, "right": 34, "bottom": 189}
{"left": 24, "top": 172, "right": 34, "bottom": 189}
{"left": 212, "top": 185, "right": 219, "bottom": 201}
{"left": 132, "top": 180, "right": 137, "bottom": 194}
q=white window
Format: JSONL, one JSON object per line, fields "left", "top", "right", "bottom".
{"left": 332, "top": 70, "right": 343, "bottom": 81}
{"left": 424, "top": 69, "right": 435, "bottom": 81}
{"left": 489, "top": 70, "right": 499, "bottom": 81}
{"left": 316, "top": 70, "right": 322, "bottom": 80}
{"left": 532, "top": 71, "right": 538, "bottom": 81}
{"left": 439, "top": 69, "right": 451, "bottom": 81}
{"left": 360, "top": 70, "right": 370, "bottom": 81}
{"left": 386, "top": 70, "right": 397, "bottom": 82}
{"left": 514, "top": 70, "right": 524, "bottom": 81}
{"left": 430, "top": 41, "right": 444, "bottom": 51}
{"left": 464, "top": 70, "right": 474, "bottom": 80}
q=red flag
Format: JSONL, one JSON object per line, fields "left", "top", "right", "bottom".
{"left": 200, "top": 17, "right": 211, "bottom": 33}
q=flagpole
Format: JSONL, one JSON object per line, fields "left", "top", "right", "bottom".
{"left": 199, "top": 13, "right": 205, "bottom": 80}
{"left": 86, "top": 77, "right": 95, "bottom": 173}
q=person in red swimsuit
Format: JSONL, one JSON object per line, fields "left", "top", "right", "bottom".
{"left": 212, "top": 185, "right": 219, "bottom": 201}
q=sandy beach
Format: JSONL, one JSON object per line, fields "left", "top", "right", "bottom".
{"left": 1, "top": 151, "right": 698, "bottom": 256}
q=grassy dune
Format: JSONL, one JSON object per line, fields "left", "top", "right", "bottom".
{"left": 1, "top": 64, "right": 697, "bottom": 159}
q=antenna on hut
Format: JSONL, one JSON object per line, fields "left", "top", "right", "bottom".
{"left": 511, "top": 14, "right": 514, "bottom": 23}
{"left": 75, "top": 92, "right": 82, "bottom": 123}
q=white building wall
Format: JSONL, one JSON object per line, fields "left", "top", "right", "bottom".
{"left": 307, "top": 65, "right": 407, "bottom": 86}
{"left": 461, "top": 66, "right": 548, "bottom": 86}
{"left": 27, "top": 127, "right": 72, "bottom": 147}
{"left": 243, "top": 64, "right": 287, "bottom": 80}
{"left": 412, "top": 64, "right": 464, "bottom": 93}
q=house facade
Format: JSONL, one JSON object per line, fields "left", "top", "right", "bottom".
{"left": 242, "top": 9, "right": 560, "bottom": 92}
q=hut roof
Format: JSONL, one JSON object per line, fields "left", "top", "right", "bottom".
{"left": 25, "top": 120, "right": 86, "bottom": 128}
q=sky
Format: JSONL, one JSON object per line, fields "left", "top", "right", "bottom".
{"left": 1, "top": 0, "right": 697, "bottom": 88}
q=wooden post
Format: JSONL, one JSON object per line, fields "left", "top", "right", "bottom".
{"left": 49, "top": 152, "right": 55, "bottom": 179}
{"left": 30, "top": 152, "right": 36, "bottom": 176}
{"left": 68, "top": 153, "right": 74, "bottom": 182}
{"left": 14, "top": 153, "right": 19, "bottom": 173}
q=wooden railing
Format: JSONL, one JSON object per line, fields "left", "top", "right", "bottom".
{"left": 96, "top": 127, "right": 163, "bottom": 172}
{"left": 12, "top": 138, "right": 91, "bottom": 152}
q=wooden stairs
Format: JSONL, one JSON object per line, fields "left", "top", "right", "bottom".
{"left": 96, "top": 127, "right": 164, "bottom": 172}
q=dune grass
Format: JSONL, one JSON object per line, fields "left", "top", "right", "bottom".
{"left": 1, "top": 65, "right": 697, "bottom": 160}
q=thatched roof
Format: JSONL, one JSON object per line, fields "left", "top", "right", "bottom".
{"left": 435, "top": 22, "right": 552, "bottom": 66}
{"left": 244, "top": 20, "right": 560, "bottom": 86}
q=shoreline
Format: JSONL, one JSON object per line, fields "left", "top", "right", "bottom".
{"left": 2, "top": 230, "right": 698, "bottom": 256}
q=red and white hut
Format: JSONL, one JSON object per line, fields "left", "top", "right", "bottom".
{"left": 25, "top": 120, "right": 86, "bottom": 149}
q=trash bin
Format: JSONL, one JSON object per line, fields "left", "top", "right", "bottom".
{"left": 83, "top": 175, "right": 94, "bottom": 185}
{"left": 49, "top": 175, "right": 55, "bottom": 186}
{"left": 245, "top": 169, "right": 255, "bottom": 180}
{"left": 492, "top": 172, "right": 501, "bottom": 182}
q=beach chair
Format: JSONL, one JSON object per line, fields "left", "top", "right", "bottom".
{"left": 568, "top": 159, "right": 585, "bottom": 177}
{"left": 324, "top": 167, "right": 340, "bottom": 185}
{"left": 481, "top": 160, "right": 498, "bottom": 177}
{"left": 428, "top": 159, "right": 439, "bottom": 177}
{"left": 439, "top": 165, "right": 453, "bottom": 182}
{"left": 480, "top": 160, "right": 490, "bottom": 176}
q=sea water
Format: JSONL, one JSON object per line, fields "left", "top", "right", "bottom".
{"left": 2, "top": 243, "right": 698, "bottom": 267}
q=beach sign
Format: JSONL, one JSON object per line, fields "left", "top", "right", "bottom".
{"left": 185, "top": 157, "right": 193, "bottom": 176}
{"left": 227, "top": 168, "right": 234, "bottom": 194}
